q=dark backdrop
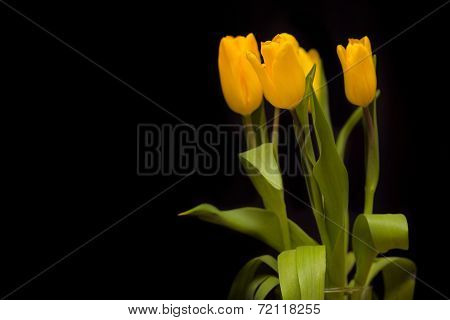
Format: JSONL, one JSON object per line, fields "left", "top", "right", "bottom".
{"left": 1, "top": 0, "right": 449, "bottom": 299}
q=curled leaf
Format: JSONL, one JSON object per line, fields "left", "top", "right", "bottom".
{"left": 228, "top": 255, "right": 277, "bottom": 299}
{"left": 352, "top": 213, "right": 409, "bottom": 286}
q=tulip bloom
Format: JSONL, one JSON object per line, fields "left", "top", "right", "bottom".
{"left": 337, "top": 36, "right": 377, "bottom": 107}
{"left": 218, "top": 34, "right": 263, "bottom": 115}
{"left": 247, "top": 33, "right": 306, "bottom": 110}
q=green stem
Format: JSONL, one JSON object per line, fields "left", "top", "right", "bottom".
{"left": 336, "top": 107, "right": 363, "bottom": 159}
{"left": 362, "top": 101, "right": 379, "bottom": 215}
{"left": 363, "top": 186, "right": 375, "bottom": 214}
{"left": 362, "top": 107, "right": 375, "bottom": 146}
{"left": 271, "top": 108, "right": 280, "bottom": 160}
{"left": 242, "top": 115, "right": 256, "bottom": 149}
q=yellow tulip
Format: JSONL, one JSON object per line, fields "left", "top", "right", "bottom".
{"left": 247, "top": 33, "right": 306, "bottom": 110}
{"left": 218, "top": 34, "right": 263, "bottom": 115}
{"left": 297, "top": 48, "right": 323, "bottom": 96}
{"left": 337, "top": 36, "right": 377, "bottom": 107}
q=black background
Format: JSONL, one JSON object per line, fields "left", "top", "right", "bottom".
{"left": 1, "top": 0, "right": 449, "bottom": 299}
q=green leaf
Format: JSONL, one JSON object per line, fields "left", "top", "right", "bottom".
{"left": 367, "top": 257, "right": 416, "bottom": 299}
{"left": 352, "top": 213, "right": 409, "bottom": 287}
{"left": 294, "top": 82, "right": 316, "bottom": 167}
{"left": 179, "top": 204, "right": 316, "bottom": 252}
{"left": 278, "top": 246, "right": 326, "bottom": 300}
{"left": 239, "top": 142, "right": 282, "bottom": 190}
{"left": 296, "top": 246, "right": 326, "bottom": 299}
{"left": 254, "top": 275, "right": 280, "bottom": 300}
{"left": 346, "top": 251, "right": 356, "bottom": 275}
{"left": 309, "top": 65, "right": 349, "bottom": 290}
{"left": 315, "top": 57, "right": 331, "bottom": 124}
{"left": 251, "top": 100, "right": 269, "bottom": 146}
{"left": 293, "top": 68, "right": 329, "bottom": 249}
{"left": 278, "top": 249, "right": 301, "bottom": 299}
{"left": 245, "top": 275, "right": 271, "bottom": 299}
{"left": 240, "top": 143, "right": 290, "bottom": 250}
{"left": 228, "top": 255, "right": 277, "bottom": 299}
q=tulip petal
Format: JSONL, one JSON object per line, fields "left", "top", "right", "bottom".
{"left": 218, "top": 38, "right": 246, "bottom": 112}
{"left": 261, "top": 41, "right": 280, "bottom": 75}
{"left": 247, "top": 51, "right": 282, "bottom": 108}
{"left": 274, "top": 33, "right": 299, "bottom": 48}
{"left": 361, "top": 36, "right": 372, "bottom": 54}
{"left": 238, "top": 55, "right": 263, "bottom": 114}
{"left": 271, "top": 42, "right": 306, "bottom": 109}
{"left": 298, "top": 46, "right": 314, "bottom": 75}
{"left": 337, "top": 45, "right": 347, "bottom": 70}
{"left": 246, "top": 33, "right": 260, "bottom": 61}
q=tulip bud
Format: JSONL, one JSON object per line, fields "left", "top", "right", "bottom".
{"left": 337, "top": 36, "right": 377, "bottom": 107}
{"left": 218, "top": 34, "right": 263, "bottom": 115}
{"left": 247, "top": 33, "right": 306, "bottom": 110}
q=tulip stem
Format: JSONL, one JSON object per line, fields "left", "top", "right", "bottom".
{"left": 362, "top": 107, "right": 375, "bottom": 145}
{"left": 271, "top": 108, "right": 280, "bottom": 159}
{"left": 362, "top": 100, "right": 379, "bottom": 215}
{"left": 242, "top": 115, "right": 256, "bottom": 150}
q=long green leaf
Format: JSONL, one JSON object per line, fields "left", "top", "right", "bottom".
{"left": 296, "top": 246, "right": 326, "bottom": 299}
{"left": 315, "top": 56, "right": 331, "bottom": 124}
{"left": 278, "top": 246, "right": 326, "bottom": 300}
{"left": 228, "top": 255, "right": 277, "bottom": 299}
{"left": 352, "top": 213, "right": 409, "bottom": 287}
{"left": 240, "top": 143, "right": 291, "bottom": 250}
{"left": 245, "top": 275, "right": 271, "bottom": 299}
{"left": 367, "top": 257, "right": 416, "bottom": 299}
{"left": 293, "top": 68, "right": 329, "bottom": 249}
{"left": 346, "top": 251, "right": 356, "bottom": 275}
{"left": 309, "top": 65, "right": 349, "bottom": 290}
{"left": 251, "top": 100, "right": 269, "bottom": 146}
{"left": 278, "top": 249, "right": 301, "bottom": 299}
{"left": 179, "top": 204, "right": 316, "bottom": 252}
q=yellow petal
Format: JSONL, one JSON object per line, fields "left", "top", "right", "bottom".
{"left": 261, "top": 40, "right": 280, "bottom": 75}
{"left": 308, "top": 48, "right": 320, "bottom": 63}
{"left": 274, "top": 33, "right": 299, "bottom": 48}
{"left": 361, "top": 36, "right": 372, "bottom": 54}
{"left": 247, "top": 51, "right": 282, "bottom": 108}
{"left": 246, "top": 33, "right": 260, "bottom": 61}
{"left": 234, "top": 36, "right": 248, "bottom": 51}
{"left": 218, "top": 38, "right": 245, "bottom": 112}
{"left": 298, "top": 46, "right": 314, "bottom": 75}
{"left": 307, "top": 49, "right": 324, "bottom": 97}
{"left": 337, "top": 45, "right": 347, "bottom": 70}
{"left": 271, "top": 41, "right": 305, "bottom": 109}
{"left": 238, "top": 54, "right": 263, "bottom": 114}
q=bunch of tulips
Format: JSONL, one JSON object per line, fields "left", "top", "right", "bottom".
{"left": 180, "top": 33, "right": 416, "bottom": 300}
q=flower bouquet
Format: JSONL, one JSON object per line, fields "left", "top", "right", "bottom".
{"left": 180, "top": 33, "right": 415, "bottom": 300}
